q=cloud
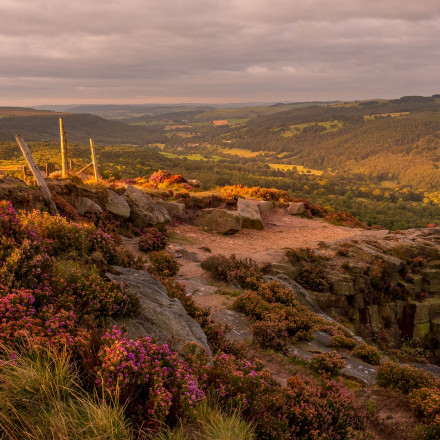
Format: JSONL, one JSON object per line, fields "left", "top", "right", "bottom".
{"left": 0, "top": 0, "right": 439, "bottom": 104}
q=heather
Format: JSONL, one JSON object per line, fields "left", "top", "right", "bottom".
{"left": 0, "top": 200, "right": 140, "bottom": 352}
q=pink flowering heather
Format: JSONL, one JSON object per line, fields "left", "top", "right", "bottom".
{"left": 96, "top": 327, "right": 204, "bottom": 426}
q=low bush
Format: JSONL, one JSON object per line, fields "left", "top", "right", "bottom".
{"left": 201, "top": 254, "right": 263, "bottom": 290}
{"left": 138, "top": 227, "right": 167, "bottom": 253}
{"left": 296, "top": 263, "right": 330, "bottom": 292}
{"left": 220, "top": 185, "right": 292, "bottom": 203}
{"left": 352, "top": 344, "right": 381, "bottom": 365}
{"left": 233, "top": 282, "right": 315, "bottom": 350}
{"left": 376, "top": 361, "right": 438, "bottom": 394}
{"left": 97, "top": 326, "right": 204, "bottom": 427}
{"left": 330, "top": 334, "right": 357, "bottom": 349}
{"left": 310, "top": 352, "right": 346, "bottom": 378}
{"left": 149, "top": 251, "right": 179, "bottom": 277}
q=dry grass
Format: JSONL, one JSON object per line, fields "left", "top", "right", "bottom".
{"left": 0, "top": 345, "right": 133, "bottom": 440}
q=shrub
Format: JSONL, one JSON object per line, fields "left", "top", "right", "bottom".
{"left": 330, "top": 334, "right": 357, "bottom": 349}
{"left": 149, "top": 252, "right": 179, "bottom": 277}
{"left": 252, "top": 320, "right": 289, "bottom": 353}
{"left": 138, "top": 227, "right": 167, "bottom": 253}
{"left": 201, "top": 254, "right": 263, "bottom": 290}
{"left": 352, "top": 344, "right": 381, "bottom": 365}
{"left": 376, "top": 361, "right": 438, "bottom": 394}
{"left": 310, "top": 352, "right": 346, "bottom": 378}
{"left": 296, "top": 263, "right": 329, "bottom": 292}
{"left": 233, "top": 282, "right": 315, "bottom": 349}
{"left": 285, "top": 248, "right": 323, "bottom": 265}
{"left": 220, "top": 185, "right": 292, "bottom": 202}
{"left": 96, "top": 327, "right": 204, "bottom": 427}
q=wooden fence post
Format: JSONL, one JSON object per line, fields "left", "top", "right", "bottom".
{"left": 89, "top": 138, "right": 100, "bottom": 184}
{"left": 59, "top": 118, "right": 68, "bottom": 178}
{"left": 15, "top": 135, "right": 58, "bottom": 215}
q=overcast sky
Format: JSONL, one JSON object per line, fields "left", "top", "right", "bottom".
{"left": 1, "top": 0, "right": 439, "bottom": 106}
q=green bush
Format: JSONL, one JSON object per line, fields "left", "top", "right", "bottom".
{"left": 353, "top": 344, "right": 381, "bottom": 365}
{"left": 310, "top": 352, "right": 346, "bottom": 378}
{"left": 376, "top": 361, "right": 438, "bottom": 394}
{"left": 149, "top": 251, "right": 179, "bottom": 277}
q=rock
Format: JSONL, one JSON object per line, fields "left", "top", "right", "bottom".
{"left": 257, "top": 201, "right": 273, "bottom": 214}
{"left": 379, "top": 303, "right": 397, "bottom": 324}
{"left": 76, "top": 197, "right": 102, "bottom": 216}
{"left": 331, "top": 278, "right": 355, "bottom": 296}
{"left": 237, "top": 198, "right": 264, "bottom": 230}
{"left": 430, "top": 299, "right": 440, "bottom": 320}
{"left": 187, "top": 179, "right": 201, "bottom": 188}
{"left": 123, "top": 185, "right": 170, "bottom": 227}
{"left": 106, "top": 267, "right": 211, "bottom": 356}
{"left": 270, "top": 263, "right": 301, "bottom": 280}
{"left": 365, "top": 305, "right": 381, "bottom": 329}
{"left": 105, "top": 189, "right": 130, "bottom": 218}
{"left": 194, "top": 208, "right": 242, "bottom": 234}
{"left": 396, "top": 300, "right": 405, "bottom": 321}
{"left": 405, "top": 300, "right": 431, "bottom": 324}
{"left": 431, "top": 318, "right": 440, "bottom": 341}
{"left": 422, "top": 268, "right": 440, "bottom": 295}
{"left": 412, "top": 274, "right": 424, "bottom": 293}
{"left": 413, "top": 322, "right": 431, "bottom": 340}
{"left": 287, "top": 202, "right": 305, "bottom": 215}
{"left": 356, "top": 245, "right": 404, "bottom": 273}
{"left": 347, "top": 294, "right": 364, "bottom": 309}
{"left": 156, "top": 200, "right": 185, "bottom": 217}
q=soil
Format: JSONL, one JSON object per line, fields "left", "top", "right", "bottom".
{"left": 169, "top": 207, "right": 388, "bottom": 264}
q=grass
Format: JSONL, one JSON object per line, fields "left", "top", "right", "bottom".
{"left": 221, "top": 148, "right": 277, "bottom": 158}
{"left": 0, "top": 345, "right": 133, "bottom": 440}
{"left": 363, "top": 112, "right": 409, "bottom": 121}
{"left": 282, "top": 120, "right": 343, "bottom": 137}
{"left": 268, "top": 163, "right": 323, "bottom": 175}
{"left": 159, "top": 152, "right": 223, "bottom": 161}
{"left": 149, "top": 400, "right": 256, "bottom": 440}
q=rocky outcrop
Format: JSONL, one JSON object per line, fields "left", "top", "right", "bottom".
{"left": 76, "top": 197, "right": 102, "bottom": 216}
{"left": 156, "top": 200, "right": 185, "bottom": 217}
{"left": 257, "top": 200, "right": 273, "bottom": 214}
{"left": 287, "top": 202, "right": 305, "bottom": 215}
{"left": 123, "top": 185, "right": 170, "bottom": 227}
{"left": 105, "top": 189, "right": 131, "bottom": 218}
{"left": 106, "top": 267, "right": 211, "bottom": 356}
{"left": 194, "top": 208, "right": 242, "bottom": 234}
{"left": 237, "top": 198, "right": 264, "bottom": 230}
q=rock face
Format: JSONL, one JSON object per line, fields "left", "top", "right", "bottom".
{"left": 156, "top": 200, "right": 185, "bottom": 217}
{"left": 105, "top": 189, "right": 131, "bottom": 218}
{"left": 194, "top": 208, "right": 242, "bottom": 234}
{"left": 287, "top": 202, "right": 305, "bottom": 215}
{"left": 123, "top": 185, "right": 170, "bottom": 227}
{"left": 106, "top": 267, "right": 211, "bottom": 356}
{"left": 257, "top": 201, "right": 273, "bottom": 214}
{"left": 76, "top": 197, "right": 102, "bottom": 216}
{"left": 237, "top": 198, "right": 264, "bottom": 230}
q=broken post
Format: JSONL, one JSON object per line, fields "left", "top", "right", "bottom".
{"left": 15, "top": 135, "right": 58, "bottom": 215}
{"left": 76, "top": 161, "right": 93, "bottom": 176}
{"left": 59, "top": 118, "right": 68, "bottom": 178}
{"left": 89, "top": 138, "right": 100, "bottom": 183}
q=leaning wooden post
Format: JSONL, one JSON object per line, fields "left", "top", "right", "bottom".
{"left": 59, "top": 118, "right": 68, "bottom": 178}
{"left": 89, "top": 138, "right": 99, "bottom": 183}
{"left": 15, "top": 135, "right": 58, "bottom": 215}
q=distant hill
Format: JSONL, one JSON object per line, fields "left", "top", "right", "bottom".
{"left": 0, "top": 110, "right": 166, "bottom": 144}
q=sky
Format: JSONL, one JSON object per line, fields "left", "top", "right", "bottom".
{"left": 1, "top": 0, "right": 440, "bottom": 106}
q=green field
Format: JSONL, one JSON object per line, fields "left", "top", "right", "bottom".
{"left": 159, "top": 151, "right": 223, "bottom": 161}
{"left": 268, "top": 163, "right": 323, "bottom": 175}
{"left": 282, "top": 120, "right": 343, "bottom": 137}
{"left": 221, "top": 148, "right": 278, "bottom": 157}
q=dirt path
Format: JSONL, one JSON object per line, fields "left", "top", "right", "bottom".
{"left": 169, "top": 208, "right": 388, "bottom": 264}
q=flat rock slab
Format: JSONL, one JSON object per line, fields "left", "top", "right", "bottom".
{"left": 194, "top": 208, "right": 242, "bottom": 234}
{"left": 106, "top": 267, "right": 211, "bottom": 357}
{"left": 287, "top": 202, "right": 305, "bottom": 215}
